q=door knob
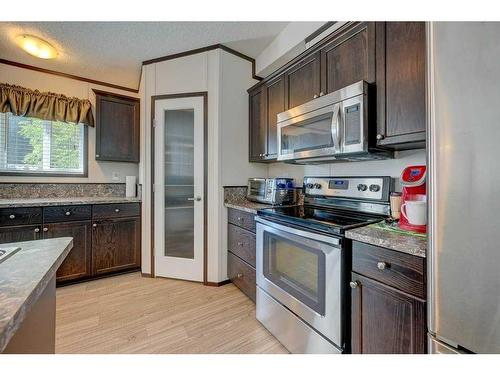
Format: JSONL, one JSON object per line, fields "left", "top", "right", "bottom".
{"left": 349, "top": 281, "right": 360, "bottom": 289}
{"left": 187, "top": 196, "right": 202, "bottom": 202}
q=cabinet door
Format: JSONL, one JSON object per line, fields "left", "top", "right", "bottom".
{"left": 284, "top": 51, "right": 321, "bottom": 109}
{"left": 248, "top": 86, "right": 267, "bottom": 162}
{"left": 321, "top": 22, "right": 376, "bottom": 94}
{"left": 376, "top": 22, "right": 426, "bottom": 149}
{"left": 94, "top": 90, "right": 140, "bottom": 162}
{"left": 92, "top": 217, "right": 141, "bottom": 276}
{"left": 265, "top": 75, "right": 285, "bottom": 160}
{"left": 43, "top": 221, "right": 92, "bottom": 283}
{"left": 351, "top": 273, "right": 426, "bottom": 354}
{"left": 0, "top": 225, "right": 40, "bottom": 244}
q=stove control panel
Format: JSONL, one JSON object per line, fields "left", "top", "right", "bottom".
{"left": 304, "top": 176, "right": 391, "bottom": 202}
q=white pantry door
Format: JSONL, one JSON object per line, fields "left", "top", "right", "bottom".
{"left": 154, "top": 96, "right": 204, "bottom": 281}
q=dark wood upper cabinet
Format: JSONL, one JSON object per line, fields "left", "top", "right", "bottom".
{"left": 92, "top": 216, "right": 141, "bottom": 276}
{"left": 351, "top": 272, "right": 426, "bottom": 354}
{"left": 284, "top": 51, "right": 321, "bottom": 109}
{"left": 43, "top": 220, "right": 92, "bottom": 284}
{"left": 94, "top": 90, "right": 140, "bottom": 162}
{"left": 321, "top": 22, "right": 376, "bottom": 94}
{"left": 375, "top": 22, "right": 427, "bottom": 149}
{"left": 248, "top": 86, "right": 267, "bottom": 162}
{"left": 265, "top": 75, "right": 285, "bottom": 159}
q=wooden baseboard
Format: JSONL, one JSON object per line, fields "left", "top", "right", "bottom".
{"left": 141, "top": 273, "right": 152, "bottom": 278}
{"left": 204, "top": 280, "right": 231, "bottom": 287}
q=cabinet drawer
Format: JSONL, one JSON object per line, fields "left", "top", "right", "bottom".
{"left": 227, "top": 208, "right": 256, "bottom": 233}
{"left": 228, "top": 252, "right": 256, "bottom": 302}
{"left": 44, "top": 205, "right": 91, "bottom": 223}
{"left": 0, "top": 207, "right": 42, "bottom": 227}
{"left": 352, "top": 241, "right": 425, "bottom": 298}
{"left": 92, "top": 203, "right": 141, "bottom": 219}
{"left": 228, "top": 223, "right": 256, "bottom": 267}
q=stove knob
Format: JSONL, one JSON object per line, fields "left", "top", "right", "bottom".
{"left": 369, "top": 184, "right": 380, "bottom": 192}
{"left": 357, "top": 184, "right": 367, "bottom": 191}
{"left": 313, "top": 183, "right": 322, "bottom": 189}
{"left": 305, "top": 183, "right": 314, "bottom": 189}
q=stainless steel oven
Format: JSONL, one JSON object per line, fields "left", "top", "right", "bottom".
{"left": 255, "top": 216, "right": 343, "bottom": 354}
{"left": 277, "top": 81, "right": 392, "bottom": 163}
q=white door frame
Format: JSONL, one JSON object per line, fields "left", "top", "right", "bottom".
{"left": 151, "top": 92, "right": 207, "bottom": 283}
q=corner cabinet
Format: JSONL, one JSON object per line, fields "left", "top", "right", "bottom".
{"left": 375, "top": 22, "right": 427, "bottom": 149}
{"left": 248, "top": 21, "right": 427, "bottom": 163}
{"left": 94, "top": 90, "right": 140, "bottom": 162}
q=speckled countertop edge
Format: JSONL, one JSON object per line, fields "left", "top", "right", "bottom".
{"left": 345, "top": 223, "right": 427, "bottom": 258}
{"left": 0, "top": 196, "right": 141, "bottom": 208}
{"left": 0, "top": 237, "right": 73, "bottom": 352}
{"left": 224, "top": 201, "right": 275, "bottom": 214}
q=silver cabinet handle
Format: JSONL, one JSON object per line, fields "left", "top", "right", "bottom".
{"left": 114, "top": 208, "right": 120, "bottom": 213}
{"left": 349, "top": 281, "right": 360, "bottom": 289}
{"left": 96, "top": 154, "right": 100, "bottom": 157}
{"left": 313, "top": 94, "right": 318, "bottom": 99}
{"left": 34, "top": 228, "right": 40, "bottom": 233}
{"left": 377, "top": 262, "right": 389, "bottom": 270}
{"left": 43, "top": 227, "right": 48, "bottom": 232}
{"left": 187, "top": 196, "right": 202, "bottom": 202}
{"left": 92, "top": 223, "right": 97, "bottom": 228}
{"left": 237, "top": 217, "right": 242, "bottom": 221}
{"left": 65, "top": 211, "right": 71, "bottom": 216}
{"left": 376, "top": 134, "right": 385, "bottom": 140}
{"left": 237, "top": 242, "right": 243, "bottom": 246}
{"left": 237, "top": 273, "right": 243, "bottom": 278}
{"left": 9, "top": 214, "right": 15, "bottom": 219}
{"left": 319, "top": 91, "right": 324, "bottom": 96}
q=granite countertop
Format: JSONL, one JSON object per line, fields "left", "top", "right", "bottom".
{"left": 224, "top": 200, "right": 277, "bottom": 214}
{"left": 0, "top": 196, "right": 141, "bottom": 208}
{"left": 346, "top": 222, "right": 427, "bottom": 258}
{"left": 0, "top": 237, "right": 73, "bottom": 352}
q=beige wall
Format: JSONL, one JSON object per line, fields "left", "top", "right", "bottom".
{"left": 0, "top": 62, "right": 139, "bottom": 183}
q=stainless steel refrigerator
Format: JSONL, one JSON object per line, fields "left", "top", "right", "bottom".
{"left": 428, "top": 22, "right": 500, "bottom": 353}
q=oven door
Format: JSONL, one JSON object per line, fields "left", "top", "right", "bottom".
{"left": 277, "top": 102, "right": 341, "bottom": 161}
{"left": 255, "top": 217, "right": 343, "bottom": 346}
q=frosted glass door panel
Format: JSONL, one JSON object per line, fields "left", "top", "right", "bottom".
{"left": 164, "top": 109, "right": 194, "bottom": 259}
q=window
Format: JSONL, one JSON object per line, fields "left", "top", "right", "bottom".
{"left": 0, "top": 113, "right": 87, "bottom": 176}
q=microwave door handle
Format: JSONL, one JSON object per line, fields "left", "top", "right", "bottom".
{"left": 331, "top": 103, "right": 341, "bottom": 152}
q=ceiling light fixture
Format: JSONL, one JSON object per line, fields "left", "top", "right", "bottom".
{"left": 16, "top": 34, "right": 58, "bottom": 59}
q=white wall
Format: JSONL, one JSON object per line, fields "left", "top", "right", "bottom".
{"left": 0, "top": 62, "right": 139, "bottom": 183}
{"left": 255, "top": 22, "right": 326, "bottom": 77}
{"left": 268, "top": 150, "right": 426, "bottom": 192}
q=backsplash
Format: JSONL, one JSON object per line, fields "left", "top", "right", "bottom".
{"left": 0, "top": 183, "right": 129, "bottom": 199}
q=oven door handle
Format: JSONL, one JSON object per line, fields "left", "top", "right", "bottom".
{"left": 255, "top": 216, "right": 341, "bottom": 247}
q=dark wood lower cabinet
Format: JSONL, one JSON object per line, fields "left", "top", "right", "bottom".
{"left": 92, "top": 216, "right": 141, "bottom": 276}
{"left": 0, "top": 225, "right": 41, "bottom": 244}
{"left": 228, "top": 252, "right": 256, "bottom": 302}
{"left": 351, "top": 272, "right": 426, "bottom": 354}
{"left": 43, "top": 221, "right": 92, "bottom": 284}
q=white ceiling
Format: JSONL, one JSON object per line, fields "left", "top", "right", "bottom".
{"left": 0, "top": 22, "right": 289, "bottom": 89}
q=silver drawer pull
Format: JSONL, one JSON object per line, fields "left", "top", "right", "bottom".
{"left": 92, "top": 223, "right": 97, "bottom": 228}
{"left": 237, "top": 242, "right": 243, "bottom": 246}
{"left": 65, "top": 211, "right": 71, "bottom": 216}
{"left": 9, "top": 214, "right": 15, "bottom": 219}
{"left": 349, "top": 281, "right": 360, "bottom": 289}
{"left": 236, "top": 273, "right": 243, "bottom": 278}
{"left": 377, "top": 261, "right": 389, "bottom": 270}
{"left": 43, "top": 227, "right": 48, "bottom": 232}
{"left": 114, "top": 208, "right": 120, "bottom": 212}
{"left": 34, "top": 228, "right": 40, "bottom": 233}
{"left": 237, "top": 217, "right": 242, "bottom": 221}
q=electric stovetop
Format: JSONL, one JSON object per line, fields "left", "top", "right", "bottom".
{"left": 257, "top": 204, "right": 383, "bottom": 235}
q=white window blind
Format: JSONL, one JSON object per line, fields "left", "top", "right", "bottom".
{"left": 0, "top": 112, "right": 85, "bottom": 175}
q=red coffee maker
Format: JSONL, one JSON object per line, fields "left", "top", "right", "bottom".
{"left": 399, "top": 165, "right": 427, "bottom": 233}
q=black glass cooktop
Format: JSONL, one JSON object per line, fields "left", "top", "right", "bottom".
{"left": 257, "top": 205, "right": 382, "bottom": 235}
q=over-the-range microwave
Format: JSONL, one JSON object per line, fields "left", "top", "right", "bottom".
{"left": 276, "top": 81, "right": 393, "bottom": 164}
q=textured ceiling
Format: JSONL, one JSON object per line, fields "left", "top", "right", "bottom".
{"left": 0, "top": 22, "right": 289, "bottom": 89}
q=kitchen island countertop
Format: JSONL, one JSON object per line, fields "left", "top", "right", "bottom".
{"left": 345, "top": 222, "right": 427, "bottom": 258}
{"left": 0, "top": 237, "right": 73, "bottom": 352}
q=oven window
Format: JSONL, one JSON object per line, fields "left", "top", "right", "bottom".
{"left": 263, "top": 231, "right": 326, "bottom": 315}
{"left": 280, "top": 112, "right": 334, "bottom": 155}
{"left": 249, "top": 180, "right": 265, "bottom": 196}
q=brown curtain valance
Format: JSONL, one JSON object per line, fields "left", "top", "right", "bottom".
{"left": 0, "top": 83, "right": 94, "bottom": 127}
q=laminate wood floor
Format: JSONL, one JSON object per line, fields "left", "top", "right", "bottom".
{"left": 55, "top": 272, "right": 288, "bottom": 354}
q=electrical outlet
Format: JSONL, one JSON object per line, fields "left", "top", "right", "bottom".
{"left": 112, "top": 171, "right": 120, "bottom": 181}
